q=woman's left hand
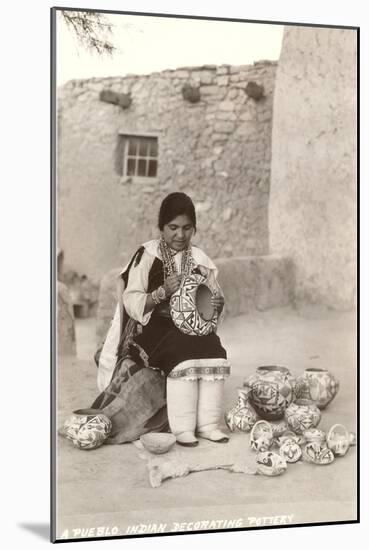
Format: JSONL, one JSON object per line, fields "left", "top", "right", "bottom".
{"left": 211, "top": 294, "right": 225, "bottom": 313}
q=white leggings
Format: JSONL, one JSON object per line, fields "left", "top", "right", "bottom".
{"left": 166, "top": 377, "right": 226, "bottom": 436}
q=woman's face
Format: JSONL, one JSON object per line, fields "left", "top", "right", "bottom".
{"left": 162, "top": 214, "right": 195, "bottom": 251}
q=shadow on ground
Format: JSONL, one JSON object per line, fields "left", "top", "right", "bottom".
{"left": 18, "top": 523, "right": 49, "bottom": 541}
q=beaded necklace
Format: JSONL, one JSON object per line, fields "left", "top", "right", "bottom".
{"left": 159, "top": 236, "right": 193, "bottom": 279}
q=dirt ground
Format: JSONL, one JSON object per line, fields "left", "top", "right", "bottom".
{"left": 55, "top": 306, "right": 357, "bottom": 541}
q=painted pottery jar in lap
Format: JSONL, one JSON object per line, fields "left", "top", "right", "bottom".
{"left": 285, "top": 399, "right": 321, "bottom": 434}
{"left": 224, "top": 387, "right": 258, "bottom": 432}
{"left": 170, "top": 273, "right": 218, "bottom": 336}
{"left": 295, "top": 368, "right": 339, "bottom": 409}
{"left": 244, "top": 365, "right": 295, "bottom": 420}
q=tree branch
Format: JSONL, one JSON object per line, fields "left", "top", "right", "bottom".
{"left": 61, "top": 10, "right": 116, "bottom": 56}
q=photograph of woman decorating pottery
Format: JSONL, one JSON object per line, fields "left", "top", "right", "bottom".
{"left": 54, "top": 10, "right": 357, "bottom": 542}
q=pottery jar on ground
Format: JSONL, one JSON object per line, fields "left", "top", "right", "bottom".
{"left": 285, "top": 399, "right": 321, "bottom": 435}
{"left": 61, "top": 408, "right": 112, "bottom": 450}
{"left": 295, "top": 368, "right": 339, "bottom": 409}
{"left": 224, "top": 387, "right": 258, "bottom": 432}
{"left": 326, "top": 424, "right": 351, "bottom": 457}
{"left": 244, "top": 365, "right": 295, "bottom": 421}
{"left": 303, "top": 428, "right": 326, "bottom": 445}
{"left": 302, "top": 441, "right": 335, "bottom": 465}
{"left": 255, "top": 452, "right": 287, "bottom": 476}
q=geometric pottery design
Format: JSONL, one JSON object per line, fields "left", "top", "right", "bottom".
{"left": 255, "top": 451, "right": 288, "bottom": 476}
{"left": 279, "top": 440, "right": 302, "bottom": 463}
{"left": 269, "top": 420, "right": 289, "bottom": 438}
{"left": 302, "top": 428, "right": 327, "bottom": 445}
{"left": 61, "top": 410, "right": 112, "bottom": 450}
{"left": 326, "top": 424, "right": 350, "bottom": 457}
{"left": 285, "top": 400, "right": 321, "bottom": 435}
{"left": 224, "top": 388, "right": 258, "bottom": 432}
{"left": 250, "top": 420, "right": 274, "bottom": 452}
{"left": 170, "top": 273, "right": 218, "bottom": 336}
{"left": 295, "top": 368, "right": 340, "bottom": 409}
{"left": 244, "top": 366, "right": 295, "bottom": 420}
{"left": 302, "top": 442, "right": 335, "bottom": 465}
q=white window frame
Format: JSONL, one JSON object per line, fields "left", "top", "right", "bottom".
{"left": 119, "top": 132, "right": 159, "bottom": 182}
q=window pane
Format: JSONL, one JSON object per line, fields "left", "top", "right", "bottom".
{"left": 148, "top": 160, "right": 157, "bottom": 177}
{"left": 139, "top": 139, "right": 149, "bottom": 156}
{"left": 127, "top": 158, "right": 136, "bottom": 176}
{"left": 138, "top": 159, "right": 147, "bottom": 176}
{"left": 128, "top": 138, "right": 138, "bottom": 156}
{"left": 149, "top": 139, "right": 158, "bottom": 157}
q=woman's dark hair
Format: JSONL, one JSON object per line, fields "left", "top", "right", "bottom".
{"left": 158, "top": 192, "right": 197, "bottom": 232}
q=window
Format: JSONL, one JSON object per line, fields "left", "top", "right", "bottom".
{"left": 123, "top": 135, "right": 158, "bottom": 178}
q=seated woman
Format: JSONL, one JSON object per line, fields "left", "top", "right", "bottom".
{"left": 97, "top": 192, "right": 231, "bottom": 446}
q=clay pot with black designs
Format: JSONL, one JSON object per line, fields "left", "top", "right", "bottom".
{"left": 285, "top": 399, "right": 321, "bottom": 435}
{"left": 326, "top": 424, "right": 351, "bottom": 457}
{"left": 60, "top": 408, "right": 112, "bottom": 450}
{"left": 276, "top": 431, "right": 304, "bottom": 448}
{"left": 250, "top": 420, "right": 274, "bottom": 452}
{"left": 302, "top": 442, "right": 335, "bottom": 465}
{"left": 244, "top": 366, "right": 295, "bottom": 420}
{"left": 269, "top": 420, "right": 289, "bottom": 438}
{"left": 279, "top": 440, "right": 302, "bottom": 463}
{"left": 295, "top": 368, "right": 339, "bottom": 409}
{"left": 170, "top": 273, "right": 218, "bottom": 336}
{"left": 303, "top": 428, "right": 327, "bottom": 445}
{"left": 255, "top": 451, "right": 287, "bottom": 476}
{"left": 224, "top": 387, "right": 258, "bottom": 432}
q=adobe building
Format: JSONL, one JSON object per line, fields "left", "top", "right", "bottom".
{"left": 269, "top": 26, "right": 357, "bottom": 310}
{"left": 57, "top": 61, "right": 277, "bottom": 284}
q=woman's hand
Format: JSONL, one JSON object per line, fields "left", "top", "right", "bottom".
{"left": 211, "top": 294, "right": 225, "bottom": 313}
{"left": 163, "top": 273, "right": 181, "bottom": 297}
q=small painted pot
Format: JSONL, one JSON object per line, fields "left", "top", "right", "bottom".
{"left": 269, "top": 420, "right": 289, "bottom": 438}
{"left": 244, "top": 365, "right": 295, "bottom": 421}
{"left": 61, "top": 408, "right": 112, "bottom": 450}
{"left": 285, "top": 399, "right": 321, "bottom": 435}
{"left": 224, "top": 387, "right": 258, "bottom": 432}
{"left": 326, "top": 424, "right": 350, "bottom": 457}
{"left": 250, "top": 420, "right": 274, "bottom": 452}
{"left": 302, "top": 441, "right": 334, "bottom": 465}
{"left": 295, "top": 368, "right": 339, "bottom": 409}
{"left": 303, "top": 428, "right": 327, "bottom": 445}
{"left": 279, "top": 440, "right": 302, "bottom": 463}
{"left": 275, "top": 430, "right": 304, "bottom": 447}
{"left": 256, "top": 451, "right": 288, "bottom": 476}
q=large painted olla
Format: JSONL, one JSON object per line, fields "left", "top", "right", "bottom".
{"left": 296, "top": 368, "right": 339, "bottom": 409}
{"left": 244, "top": 365, "right": 295, "bottom": 420}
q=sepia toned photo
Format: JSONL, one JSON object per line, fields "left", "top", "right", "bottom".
{"left": 51, "top": 7, "right": 358, "bottom": 543}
